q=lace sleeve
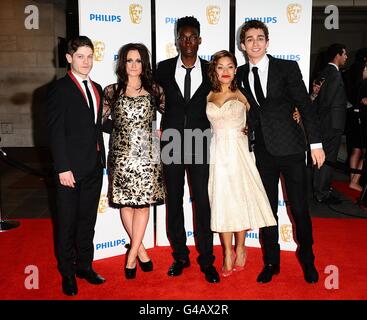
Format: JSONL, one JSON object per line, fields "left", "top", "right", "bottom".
{"left": 102, "top": 84, "right": 115, "bottom": 123}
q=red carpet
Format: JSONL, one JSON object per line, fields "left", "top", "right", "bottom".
{"left": 332, "top": 180, "right": 362, "bottom": 202}
{"left": 1, "top": 218, "right": 367, "bottom": 300}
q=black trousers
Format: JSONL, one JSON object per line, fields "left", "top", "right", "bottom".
{"left": 254, "top": 145, "right": 315, "bottom": 265}
{"left": 55, "top": 165, "right": 103, "bottom": 276}
{"left": 313, "top": 128, "right": 343, "bottom": 200}
{"left": 163, "top": 161, "right": 214, "bottom": 268}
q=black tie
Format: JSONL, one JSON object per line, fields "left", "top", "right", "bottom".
{"left": 183, "top": 66, "right": 194, "bottom": 103}
{"left": 252, "top": 66, "right": 265, "bottom": 106}
{"left": 82, "top": 80, "right": 95, "bottom": 122}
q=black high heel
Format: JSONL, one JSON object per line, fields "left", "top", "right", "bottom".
{"left": 138, "top": 257, "right": 153, "bottom": 272}
{"left": 124, "top": 243, "right": 137, "bottom": 279}
{"left": 126, "top": 243, "right": 153, "bottom": 272}
{"left": 125, "top": 266, "right": 137, "bottom": 279}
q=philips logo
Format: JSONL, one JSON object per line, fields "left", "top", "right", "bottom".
{"left": 246, "top": 231, "right": 259, "bottom": 239}
{"left": 273, "top": 54, "right": 301, "bottom": 61}
{"left": 96, "top": 238, "right": 126, "bottom": 250}
{"left": 89, "top": 14, "right": 122, "bottom": 23}
{"left": 199, "top": 54, "right": 213, "bottom": 61}
{"left": 278, "top": 200, "right": 289, "bottom": 206}
{"left": 165, "top": 17, "right": 178, "bottom": 24}
{"left": 187, "top": 231, "right": 195, "bottom": 237}
{"left": 244, "top": 17, "right": 277, "bottom": 24}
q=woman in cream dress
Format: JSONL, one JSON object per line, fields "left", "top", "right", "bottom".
{"left": 206, "top": 50, "right": 276, "bottom": 277}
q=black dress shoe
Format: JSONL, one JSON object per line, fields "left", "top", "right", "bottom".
{"left": 167, "top": 260, "right": 190, "bottom": 277}
{"left": 125, "top": 266, "right": 137, "bottom": 279}
{"left": 62, "top": 275, "right": 78, "bottom": 296}
{"left": 315, "top": 194, "right": 342, "bottom": 205}
{"left": 138, "top": 258, "right": 153, "bottom": 272}
{"left": 302, "top": 263, "right": 319, "bottom": 283}
{"left": 76, "top": 268, "right": 106, "bottom": 284}
{"left": 201, "top": 265, "right": 220, "bottom": 283}
{"left": 257, "top": 264, "right": 280, "bottom": 283}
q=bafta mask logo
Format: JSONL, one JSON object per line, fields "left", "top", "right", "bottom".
{"left": 280, "top": 224, "right": 293, "bottom": 242}
{"left": 287, "top": 3, "right": 302, "bottom": 23}
{"left": 98, "top": 193, "right": 108, "bottom": 214}
{"left": 206, "top": 5, "right": 220, "bottom": 25}
{"left": 93, "top": 40, "right": 105, "bottom": 62}
{"left": 165, "top": 42, "right": 178, "bottom": 59}
{"left": 129, "top": 3, "right": 143, "bottom": 24}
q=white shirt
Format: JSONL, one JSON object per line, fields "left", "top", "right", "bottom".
{"left": 175, "top": 55, "right": 202, "bottom": 100}
{"left": 248, "top": 54, "right": 269, "bottom": 104}
{"left": 248, "top": 55, "right": 322, "bottom": 150}
{"left": 72, "top": 71, "right": 97, "bottom": 124}
{"left": 328, "top": 62, "right": 339, "bottom": 71}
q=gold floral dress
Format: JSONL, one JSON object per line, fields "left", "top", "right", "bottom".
{"left": 103, "top": 84, "right": 164, "bottom": 207}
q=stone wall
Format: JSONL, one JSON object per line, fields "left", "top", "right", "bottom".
{"left": 0, "top": 0, "right": 66, "bottom": 147}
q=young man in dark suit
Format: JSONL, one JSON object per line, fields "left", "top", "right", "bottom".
{"left": 237, "top": 20, "right": 325, "bottom": 284}
{"left": 47, "top": 36, "right": 106, "bottom": 296}
{"left": 156, "top": 16, "right": 219, "bottom": 283}
{"left": 313, "top": 43, "right": 348, "bottom": 204}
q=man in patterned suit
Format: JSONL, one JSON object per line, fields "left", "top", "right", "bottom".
{"left": 237, "top": 20, "right": 325, "bottom": 284}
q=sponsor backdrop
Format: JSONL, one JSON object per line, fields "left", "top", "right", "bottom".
{"left": 235, "top": 0, "right": 312, "bottom": 88}
{"left": 78, "top": 0, "right": 154, "bottom": 260}
{"left": 78, "top": 0, "right": 312, "bottom": 258}
{"left": 154, "top": 0, "right": 230, "bottom": 247}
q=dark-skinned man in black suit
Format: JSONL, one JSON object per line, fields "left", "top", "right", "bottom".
{"left": 156, "top": 16, "right": 219, "bottom": 283}
{"left": 47, "top": 36, "right": 106, "bottom": 296}
{"left": 237, "top": 20, "right": 325, "bottom": 284}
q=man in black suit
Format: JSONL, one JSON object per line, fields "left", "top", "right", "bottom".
{"left": 237, "top": 20, "right": 325, "bottom": 284}
{"left": 156, "top": 16, "right": 219, "bottom": 283}
{"left": 47, "top": 36, "right": 106, "bottom": 296}
{"left": 313, "top": 43, "right": 348, "bottom": 204}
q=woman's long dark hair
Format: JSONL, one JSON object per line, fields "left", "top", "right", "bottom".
{"left": 208, "top": 50, "right": 238, "bottom": 93}
{"left": 111, "top": 43, "right": 160, "bottom": 107}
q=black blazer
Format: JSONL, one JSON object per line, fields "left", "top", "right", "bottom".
{"left": 156, "top": 56, "right": 211, "bottom": 132}
{"left": 47, "top": 72, "right": 106, "bottom": 177}
{"left": 237, "top": 55, "right": 321, "bottom": 156}
{"left": 314, "top": 64, "right": 347, "bottom": 132}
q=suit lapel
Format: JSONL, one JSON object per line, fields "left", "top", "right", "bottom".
{"left": 67, "top": 71, "right": 88, "bottom": 104}
{"left": 266, "top": 55, "right": 277, "bottom": 102}
{"left": 190, "top": 58, "right": 209, "bottom": 101}
{"left": 67, "top": 71, "right": 98, "bottom": 124}
{"left": 90, "top": 80, "right": 100, "bottom": 113}
{"left": 168, "top": 57, "right": 184, "bottom": 100}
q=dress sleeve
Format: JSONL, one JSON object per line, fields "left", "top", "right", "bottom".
{"left": 102, "top": 84, "right": 115, "bottom": 123}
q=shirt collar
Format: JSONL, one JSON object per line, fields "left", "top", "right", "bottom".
{"left": 249, "top": 54, "right": 269, "bottom": 72}
{"left": 328, "top": 62, "right": 339, "bottom": 71}
{"left": 176, "top": 55, "right": 201, "bottom": 70}
{"left": 71, "top": 71, "right": 90, "bottom": 85}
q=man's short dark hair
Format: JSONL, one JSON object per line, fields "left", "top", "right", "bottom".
{"left": 67, "top": 36, "right": 94, "bottom": 55}
{"left": 176, "top": 16, "right": 200, "bottom": 35}
{"left": 326, "top": 43, "right": 346, "bottom": 62}
{"left": 240, "top": 20, "right": 269, "bottom": 44}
